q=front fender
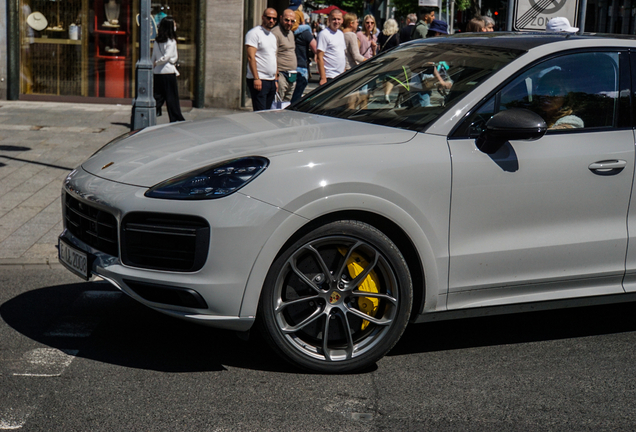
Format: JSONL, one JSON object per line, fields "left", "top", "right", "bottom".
{"left": 239, "top": 192, "right": 448, "bottom": 319}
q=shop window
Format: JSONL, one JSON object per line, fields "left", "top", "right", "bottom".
{"left": 19, "top": 0, "right": 196, "bottom": 101}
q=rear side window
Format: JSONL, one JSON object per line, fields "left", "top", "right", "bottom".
{"left": 457, "top": 51, "right": 622, "bottom": 137}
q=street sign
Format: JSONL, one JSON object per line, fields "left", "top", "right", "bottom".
{"left": 513, "top": 0, "right": 579, "bottom": 31}
{"left": 419, "top": 0, "right": 440, "bottom": 6}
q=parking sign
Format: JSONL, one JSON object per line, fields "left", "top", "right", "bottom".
{"left": 514, "top": 0, "right": 579, "bottom": 31}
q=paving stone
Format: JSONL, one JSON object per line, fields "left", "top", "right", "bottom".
{"left": 0, "top": 100, "right": 240, "bottom": 263}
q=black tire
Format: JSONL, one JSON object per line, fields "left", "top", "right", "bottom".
{"left": 258, "top": 220, "right": 413, "bottom": 373}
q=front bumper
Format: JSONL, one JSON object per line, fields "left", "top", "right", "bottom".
{"left": 59, "top": 167, "right": 290, "bottom": 332}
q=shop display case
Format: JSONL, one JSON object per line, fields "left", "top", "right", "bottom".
{"left": 21, "top": 0, "right": 87, "bottom": 96}
{"left": 93, "top": 0, "right": 131, "bottom": 98}
{"left": 19, "top": 0, "right": 196, "bottom": 102}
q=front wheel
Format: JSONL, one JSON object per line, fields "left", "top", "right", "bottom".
{"left": 259, "top": 220, "right": 413, "bottom": 373}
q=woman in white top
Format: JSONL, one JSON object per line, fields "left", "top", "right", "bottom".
{"left": 152, "top": 16, "right": 185, "bottom": 122}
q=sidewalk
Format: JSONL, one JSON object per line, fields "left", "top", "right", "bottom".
{"left": 0, "top": 101, "right": 240, "bottom": 267}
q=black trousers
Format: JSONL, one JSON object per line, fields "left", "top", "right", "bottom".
{"left": 154, "top": 73, "right": 185, "bottom": 122}
{"left": 247, "top": 78, "right": 276, "bottom": 111}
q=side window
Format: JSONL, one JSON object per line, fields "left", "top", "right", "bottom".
{"left": 459, "top": 52, "right": 621, "bottom": 137}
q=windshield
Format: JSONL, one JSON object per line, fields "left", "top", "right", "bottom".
{"left": 291, "top": 41, "right": 525, "bottom": 132}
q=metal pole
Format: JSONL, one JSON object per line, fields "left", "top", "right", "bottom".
{"left": 577, "top": 0, "right": 587, "bottom": 34}
{"left": 131, "top": 0, "right": 156, "bottom": 130}
{"left": 507, "top": 0, "right": 515, "bottom": 31}
{"left": 7, "top": 0, "right": 19, "bottom": 100}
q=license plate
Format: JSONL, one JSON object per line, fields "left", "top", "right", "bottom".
{"left": 59, "top": 239, "right": 90, "bottom": 280}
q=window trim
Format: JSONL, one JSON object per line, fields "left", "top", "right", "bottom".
{"left": 450, "top": 48, "right": 632, "bottom": 139}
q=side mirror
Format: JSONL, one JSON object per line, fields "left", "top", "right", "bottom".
{"left": 477, "top": 108, "right": 547, "bottom": 154}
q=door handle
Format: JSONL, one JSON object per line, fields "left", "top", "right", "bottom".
{"left": 589, "top": 160, "right": 627, "bottom": 175}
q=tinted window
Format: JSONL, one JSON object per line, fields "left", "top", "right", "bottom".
{"left": 291, "top": 42, "right": 524, "bottom": 132}
{"left": 461, "top": 52, "right": 621, "bottom": 137}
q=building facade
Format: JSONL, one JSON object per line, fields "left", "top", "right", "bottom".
{"left": 1, "top": 0, "right": 635, "bottom": 109}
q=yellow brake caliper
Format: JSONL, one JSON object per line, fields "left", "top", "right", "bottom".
{"left": 338, "top": 247, "right": 379, "bottom": 330}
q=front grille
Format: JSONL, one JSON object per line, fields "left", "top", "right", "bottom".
{"left": 64, "top": 193, "right": 118, "bottom": 256}
{"left": 121, "top": 212, "right": 210, "bottom": 272}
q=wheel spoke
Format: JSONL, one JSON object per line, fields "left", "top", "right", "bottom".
{"left": 335, "top": 240, "right": 364, "bottom": 281}
{"left": 280, "top": 306, "right": 325, "bottom": 333}
{"left": 275, "top": 294, "right": 320, "bottom": 313}
{"left": 351, "top": 290, "right": 398, "bottom": 306}
{"left": 347, "top": 306, "right": 393, "bottom": 326}
{"left": 305, "top": 244, "right": 335, "bottom": 283}
{"left": 289, "top": 258, "right": 322, "bottom": 294}
{"left": 340, "top": 311, "right": 355, "bottom": 360}
{"left": 322, "top": 311, "right": 333, "bottom": 361}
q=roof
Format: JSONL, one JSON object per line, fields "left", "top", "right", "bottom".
{"left": 403, "top": 32, "right": 636, "bottom": 52}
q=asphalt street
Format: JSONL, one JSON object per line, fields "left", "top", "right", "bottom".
{"left": 2, "top": 265, "right": 636, "bottom": 431}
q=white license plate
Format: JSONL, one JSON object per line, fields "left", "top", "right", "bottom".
{"left": 59, "top": 239, "right": 90, "bottom": 280}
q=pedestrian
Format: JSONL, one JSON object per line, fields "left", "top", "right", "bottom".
{"left": 316, "top": 8, "right": 345, "bottom": 86}
{"left": 311, "top": 20, "right": 320, "bottom": 38}
{"left": 399, "top": 13, "right": 418, "bottom": 42}
{"left": 377, "top": 18, "right": 400, "bottom": 53}
{"left": 483, "top": 15, "right": 495, "bottom": 31}
{"left": 356, "top": 14, "right": 377, "bottom": 59}
{"left": 412, "top": 7, "right": 437, "bottom": 39}
{"left": 290, "top": 2, "right": 317, "bottom": 103}
{"left": 245, "top": 8, "right": 278, "bottom": 111}
{"left": 465, "top": 17, "right": 486, "bottom": 32}
{"left": 152, "top": 16, "right": 185, "bottom": 122}
{"left": 426, "top": 19, "right": 449, "bottom": 37}
{"left": 343, "top": 13, "right": 365, "bottom": 70}
{"left": 272, "top": 9, "right": 298, "bottom": 102}
{"left": 290, "top": 0, "right": 306, "bottom": 30}
{"left": 546, "top": 17, "right": 579, "bottom": 32}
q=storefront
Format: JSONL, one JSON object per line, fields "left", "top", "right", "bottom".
{"left": 16, "top": 0, "right": 199, "bottom": 103}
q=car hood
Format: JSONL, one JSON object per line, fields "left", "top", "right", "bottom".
{"left": 82, "top": 110, "right": 417, "bottom": 187}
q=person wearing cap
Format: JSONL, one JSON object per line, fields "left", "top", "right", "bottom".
{"left": 289, "top": 0, "right": 306, "bottom": 29}
{"left": 546, "top": 17, "right": 579, "bottom": 33}
{"left": 412, "top": 6, "right": 437, "bottom": 39}
{"left": 426, "top": 19, "right": 449, "bottom": 37}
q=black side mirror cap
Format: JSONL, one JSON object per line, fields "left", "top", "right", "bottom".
{"left": 477, "top": 108, "right": 547, "bottom": 154}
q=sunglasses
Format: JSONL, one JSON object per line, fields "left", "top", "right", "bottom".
{"left": 264, "top": 16, "right": 277, "bottom": 21}
{"left": 283, "top": 19, "right": 296, "bottom": 23}
{"left": 365, "top": 21, "right": 374, "bottom": 25}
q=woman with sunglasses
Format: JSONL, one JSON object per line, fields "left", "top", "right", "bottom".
{"left": 357, "top": 15, "right": 377, "bottom": 59}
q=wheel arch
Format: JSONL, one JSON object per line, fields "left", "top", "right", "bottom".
{"left": 239, "top": 198, "right": 443, "bottom": 322}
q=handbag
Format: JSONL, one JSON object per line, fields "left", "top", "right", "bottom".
{"left": 379, "top": 33, "right": 395, "bottom": 53}
{"left": 271, "top": 92, "right": 291, "bottom": 110}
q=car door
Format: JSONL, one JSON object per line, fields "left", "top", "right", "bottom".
{"left": 446, "top": 50, "right": 634, "bottom": 309}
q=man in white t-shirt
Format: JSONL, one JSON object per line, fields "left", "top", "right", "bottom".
{"left": 245, "top": 8, "right": 279, "bottom": 111}
{"left": 316, "top": 9, "right": 345, "bottom": 86}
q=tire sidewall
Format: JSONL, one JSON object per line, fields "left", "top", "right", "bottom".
{"left": 258, "top": 220, "right": 413, "bottom": 373}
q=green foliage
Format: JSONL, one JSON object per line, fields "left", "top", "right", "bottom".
{"left": 455, "top": 0, "right": 472, "bottom": 11}
{"left": 329, "top": 0, "right": 366, "bottom": 16}
{"left": 392, "top": 0, "right": 475, "bottom": 18}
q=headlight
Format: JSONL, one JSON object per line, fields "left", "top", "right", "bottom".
{"left": 144, "top": 156, "right": 269, "bottom": 200}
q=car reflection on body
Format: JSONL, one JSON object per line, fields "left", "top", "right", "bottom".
{"left": 59, "top": 33, "right": 636, "bottom": 373}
